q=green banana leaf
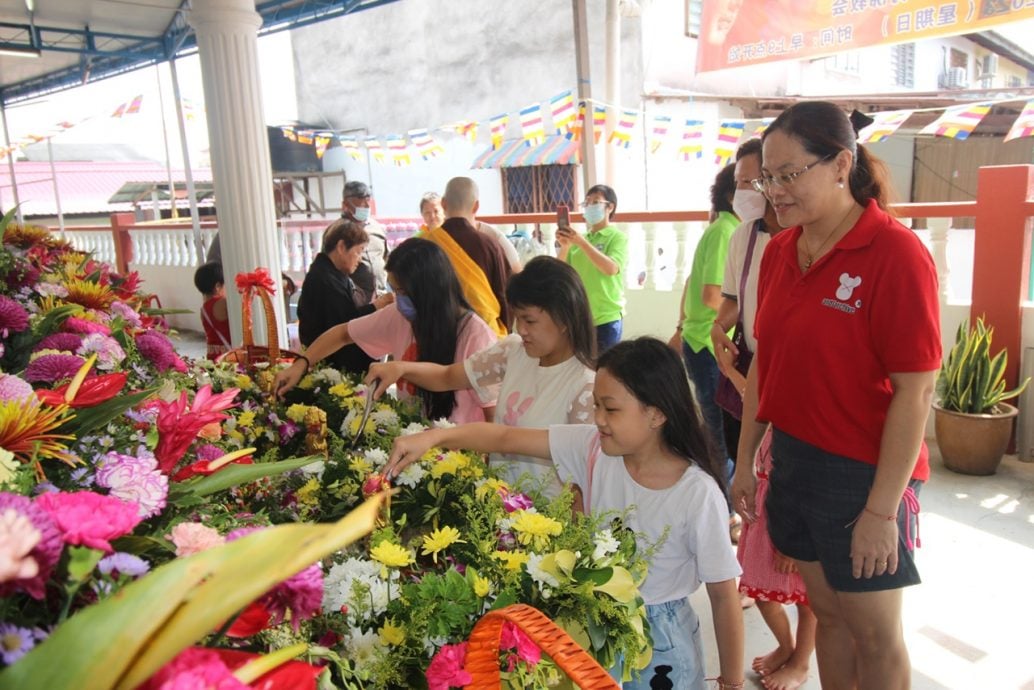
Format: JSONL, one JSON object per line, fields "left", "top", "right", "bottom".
{"left": 0, "top": 492, "right": 386, "bottom": 690}
{"left": 58, "top": 387, "right": 159, "bottom": 438}
{"left": 185, "top": 455, "right": 325, "bottom": 497}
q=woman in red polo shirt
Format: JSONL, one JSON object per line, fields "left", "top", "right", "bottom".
{"left": 731, "top": 102, "right": 940, "bottom": 690}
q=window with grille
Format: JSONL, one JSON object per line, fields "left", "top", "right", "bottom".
{"left": 825, "top": 51, "right": 860, "bottom": 74}
{"left": 892, "top": 43, "right": 915, "bottom": 88}
{"left": 1008, "top": 75, "right": 1024, "bottom": 88}
{"left": 950, "top": 48, "right": 968, "bottom": 70}
{"left": 502, "top": 165, "right": 577, "bottom": 214}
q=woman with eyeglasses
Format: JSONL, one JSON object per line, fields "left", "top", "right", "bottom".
{"left": 274, "top": 238, "right": 498, "bottom": 424}
{"left": 732, "top": 102, "right": 940, "bottom": 690}
{"left": 556, "top": 184, "right": 628, "bottom": 354}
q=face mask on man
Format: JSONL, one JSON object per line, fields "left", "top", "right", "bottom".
{"left": 732, "top": 189, "right": 767, "bottom": 222}
{"left": 351, "top": 206, "right": 371, "bottom": 223}
{"left": 396, "top": 294, "right": 417, "bottom": 321}
{"left": 583, "top": 202, "right": 607, "bottom": 226}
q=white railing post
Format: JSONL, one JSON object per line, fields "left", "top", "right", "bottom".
{"left": 538, "top": 223, "right": 557, "bottom": 257}
{"left": 642, "top": 222, "right": 657, "bottom": 290}
{"left": 673, "top": 221, "right": 689, "bottom": 288}
{"left": 928, "top": 217, "right": 951, "bottom": 304}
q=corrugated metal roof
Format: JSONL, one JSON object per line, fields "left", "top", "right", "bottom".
{"left": 0, "top": 160, "right": 212, "bottom": 217}
{"left": 471, "top": 136, "right": 581, "bottom": 169}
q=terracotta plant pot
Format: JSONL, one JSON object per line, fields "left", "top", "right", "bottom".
{"left": 933, "top": 402, "right": 1018, "bottom": 476}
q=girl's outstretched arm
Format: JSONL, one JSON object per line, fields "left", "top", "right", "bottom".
{"left": 706, "top": 578, "right": 745, "bottom": 689}
{"left": 384, "top": 423, "right": 550, "bottom": 478}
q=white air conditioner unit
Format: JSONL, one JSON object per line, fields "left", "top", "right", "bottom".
{"left": 980, "top": 53, "right": 999, "bottom": 77}
{"left": 940, "top": 66, "right": 969, "bottom": 89}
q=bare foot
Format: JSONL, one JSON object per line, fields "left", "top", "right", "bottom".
{"left": 761, "top": 660, "right": 809, "bottom": 690}
{"left": 751, "top": 646, "right": 792, "bottom": 676}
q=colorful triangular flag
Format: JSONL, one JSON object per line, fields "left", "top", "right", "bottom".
{"left": 750, "top": 118, "right": 774, "bottom": 139}
{"left": 714, "top": 121, "right": 745, "bottom": 165}
{"left": 314, "top": 134, "right": 332, "bottom": 159}
{"left": 550, "top": 90, "right": 577, "bottom": 135}
{"left": 280, "top": 126, "right": 297, "bottom": 142}
{"left": 520, "top": 103, "right": 546, "bottom": 147}
{"left": 453, "top": 120, "right": 479, "bottom": 144}
{"left": 859, "top": 110, "right": 912, "bottom": 143}
{"left": 568, "top": 102, "right": 587, "bottom": 142}
{"left": 679, "top": 119, "right": 704, "bottom": 161}
{"left": 920, "top": 104, "right": 991, "bottom": 140}
{"left": 387, "top": 134, "right": 410, "bottom": 167}
{"left": 1005, "top": 99, "right": 1034, "bottom": 142}
{"left": 338, "top": 134, "right": 364, "bottom": 161}
{"left": 408, "top": 128, "right": 444, "bottom": 160}
{"left": 490, "top": 113, "right": 509, "bottom": 150}
{"left": 608, "top": 108, "right": 638, "bottom": 149}
{"left": 592, "top": 105, "right": 607, "bottom": 144}
{"left": 649, "top": 115, "right": 671, "bottom": 154}
{"left": 365, "top": 136, "right": 385, "bottom": 164}
{"left": 296, "top": 130, "right": 314, "bottom": 145}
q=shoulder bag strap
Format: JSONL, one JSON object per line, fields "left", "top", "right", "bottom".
{"left": 201, "top": 305, "right": 232, "bottom": 348}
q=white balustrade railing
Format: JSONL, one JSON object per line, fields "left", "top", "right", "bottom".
{"left": 64, "top": 229, "right": 117, "bottom": 265}
{"left": 129, "top": 227, "right": 216, "bottom": 267}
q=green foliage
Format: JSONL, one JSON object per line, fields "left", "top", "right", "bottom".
{"left": 937, "top": 317, "right": 1030, "bottom": 414}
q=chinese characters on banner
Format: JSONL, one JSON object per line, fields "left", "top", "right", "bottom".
{"left": 696, "top": 1, "right": 1034, "bottom": 73}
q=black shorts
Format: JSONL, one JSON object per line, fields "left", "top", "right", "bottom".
{"left": 766, "top": 429, "right": 922, "bottom": 593}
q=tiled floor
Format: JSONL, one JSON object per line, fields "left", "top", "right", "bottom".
{"left": 168, "top": 329, "right": 1034, "bottom": 688}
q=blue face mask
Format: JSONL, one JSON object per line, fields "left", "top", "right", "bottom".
{"left": 352, "top": 206, "right": 371, "bottom": 223}
{"left": 583, "top": 202, "right": 607, "bottom": 226}
{"left": 396, "top": 294, "right": 417, "bottom": 321}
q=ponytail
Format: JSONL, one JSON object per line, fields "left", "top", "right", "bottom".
{"left": 849, "top": 144, "right": 894, "bottom": 212}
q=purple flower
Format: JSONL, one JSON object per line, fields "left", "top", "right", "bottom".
{"left": 24, "top": 353, "right": 85, "bottom": 384}
{"left": 0, "top": 296, "right": 29, "bottom": 337}
{"left": 98, "top": 552, "right": 150, "bottom": 578}
{"left": 497, "top": 531, "right": 517, "bottom": 550}
{"left": 0, "top": 623, "right": 38, "bottom": 664}
{"left": 76, "top": 333, "right": 126, "bottom": 371}
{"left": 124, "top": 406, "right": 158, "bottom": 425}
{"left": 277, "top": 421, "right": 300, "bottom": 445}
{"left": 195, "top": 444, "right": 224, "bottom": 462}
{"left": 110, "top": 301, "right": 143, "bottom": 328}
{"left": 0, "top": 374, "right": 34, "bottom": 404}
{"left": 95, "top": 453, "right": 168, "bottom": 519}
{"left": 0, "top": 493, "right": 62, "bottom": 600}
{"left": 62, "top": 316, "right": 111, "bottom": 336}
{"left": 35, "top": 332, "right": 83, "bottom": 354}
{"left": 502, "top": 492, "right": 534, "bottom": 513}
{"left": 68, "top": 467, "right": 94, "bottom": 488}
{"left": 135, "top": 331, "right": 187, "bottom": 373}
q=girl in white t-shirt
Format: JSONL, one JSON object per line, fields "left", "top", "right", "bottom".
{"left": 273, "top": 238, "right": 498, "bottom": 423}
{"left": 366, "top": 256, "right": 596, "bottom": 496}
{"left": 382, "top": 338, "right": 745, "bottom": 690}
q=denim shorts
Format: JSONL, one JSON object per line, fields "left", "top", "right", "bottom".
{"left": 767, "top": 429, "right": 922, "bottom": 592}
{"left": 621, "top": 597, "right": 706, "bottom": 690}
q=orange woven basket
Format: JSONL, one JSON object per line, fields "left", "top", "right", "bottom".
{"left": 219, "top": 268, "right": 300, "bottom": 369}
{"left": 464, "top": 604, "right": 619, "bottom": 689}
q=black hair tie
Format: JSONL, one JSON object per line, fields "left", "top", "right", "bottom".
{"left": 849, "top": 110, "right": 875, "bottom": 137}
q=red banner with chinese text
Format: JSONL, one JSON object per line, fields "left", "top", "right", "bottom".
{"left": 697, "top": 1, "right": 1034, "bottom": 74}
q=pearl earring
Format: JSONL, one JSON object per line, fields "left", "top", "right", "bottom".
{"left": 837, "top": 181, "right": 845, "bottom": 189}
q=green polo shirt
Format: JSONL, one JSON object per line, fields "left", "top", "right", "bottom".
{"left": 682, "top": 211, "right": 738, "bottom": 353}
{"left": 566, "top": 224, "right": 628, "bottom": 326}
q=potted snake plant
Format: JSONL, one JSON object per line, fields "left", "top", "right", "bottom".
{"left": 933, "top": 317, "right": 1030, "bottom": 475}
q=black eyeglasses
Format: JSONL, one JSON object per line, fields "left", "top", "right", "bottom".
{"left": 751, "top": 155, "right": 834, "bottom": 193}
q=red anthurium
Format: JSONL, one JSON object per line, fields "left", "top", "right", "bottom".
{"left": 224, "top": 601, "right": 273, "bottom": 638}
{"left": 140, "top": 646, "right": 323, "bottom": 690}
{"left": 35, "top": 372, "right": 128, "bottom": 408}
{"left": 172, "top": 454, "right": 254, "bottom": 482}
{"left": 216, "top": 648, "right": 323, "bottom": 690}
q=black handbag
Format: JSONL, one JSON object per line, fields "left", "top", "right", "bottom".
{"left": 714, "top": 220, "right": 761, "bottom": 420}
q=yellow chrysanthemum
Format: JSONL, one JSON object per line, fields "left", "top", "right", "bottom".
{"left": 227, "top": 429, "right": 245, "bottom": 444}
{"left": 475, "top": 478, "right": 511, "bottom": 501}
{"left": 297, "top": 374, "right": 315, "bottom": 390}
{"left": 328, "top": 383, "right": 354, "bottom": 399}
{"left": 235, "top": 374, "right": 254, "bottom": 390}
{"left": 493, "top": 550, "right": 530, "bottom": 572}
{"left": 429, "top": 450, "right": 482, "bottom": 479}
{"left": 237, "top": 411, "right": 256, "bottom": 428}
{"left": 285, "top": 404, "right": 309, "bottom": 423}
{"left": 348, "top": 457, "right": 373, "bottom": 474}
{"left": 378, "top": 620, "right": 406, "bottom": 646}
{"left": 63, "top": 278, "right": 115, "bottom": 310}
{"left": 510, "top": 511, "right": 563, "bottom": 551}
{"left": 295, "top": 476, "right": 321, "bottom": 510}
{"left": 370, "top": 540, "right": 413, "bottom": 569}
{"left": 0, "top": 399, "right": 76, "bottom": 465}
{"left": 346, "top": 414, "right": 377, "bottom": 438}
{"left": 421, "top": 526, "right": 464, "bottom": 563}
{"left": 470, "top": 569, "right": 491, "bottom": 597}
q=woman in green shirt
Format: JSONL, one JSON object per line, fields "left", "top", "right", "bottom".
{"left": 556, "top": 184, "right": 628, "bottom": 354}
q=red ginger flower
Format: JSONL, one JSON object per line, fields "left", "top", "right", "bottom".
{"left": 154, "top": 385, "right": 240, "bottom": 474}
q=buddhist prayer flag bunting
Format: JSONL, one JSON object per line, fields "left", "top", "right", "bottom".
{"left": 567, "top": 102, "right": 587, "bottom": 141}
{"left": 1004, "top": 99, "right": 1034, "bottom": 142}
{"left": 520, "top": 103, "right": 546, "bottom": 147}
{"left": 750, "top": 118, "right": 774, "bottom": 139}
{"left": 365, "top": 136, "right": 385, "bottom": 163}
{"left": 649, "top": 115, "right": 671, "bottom": 153}
{"left": 280, "top": 126, "right": 297, "bottom": 142}
{"left": 111, "top": 95, "right": 143, "bottom": 118}
{"left": 550, "top": 90, "right": 577, "bottom": 135}
{"left": 490, "top": 113, "right": 509, "bottom": 149}
{"left": 387, "top": 134, "right": 410, "bottom": 166}
{"left": 314, "top": 134, "right": 332, "bottom": 159}
{"left": 608, "top": 108, "right": 637, "bottom": 148}
{"left": 453, "top": 120, "right": 479, "bottom": 143}
{"left": 920, "top": 104, "right": 991, "bottom": 140}
{"left": 592, "top": 105, "right": 607, "bottom": 144}
{"left": 296, "top": 130, "right": 314, "bottom": 145}
{"left": 714, "top": 121, "right": 745, "bottom": 165}
{"left": 679, "top": 119, "right": 704, "bottom": 161}
{"left": 859, "top": 110, "right": 913, "bottom": 143}
{"left": 338, "top": 134, "right": 364, "bottom": 161}
{"left": 408, "top": 128, "right": 444, "bottom": 160}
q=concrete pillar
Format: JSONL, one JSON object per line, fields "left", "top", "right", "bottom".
{"left": 188, "top": 0, "right": 285, "bottom": 347}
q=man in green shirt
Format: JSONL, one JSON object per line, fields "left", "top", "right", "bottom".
{"left": 557, "top": 184, "right": 628, "bottom": 353}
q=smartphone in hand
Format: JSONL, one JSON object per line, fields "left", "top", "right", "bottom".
{"left": 556, "top": 204, "right": 570, "bottom": 227}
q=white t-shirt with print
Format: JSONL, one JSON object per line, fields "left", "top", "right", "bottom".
{"left": 464, "top": 335, "right": 595, "bottom": 495}
{"left": 548, "top": 424, "right": 741, "bottom": 605}
{"left": 720, "top": 219, "right": 772, "bottom": 353}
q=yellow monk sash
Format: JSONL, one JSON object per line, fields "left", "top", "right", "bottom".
{"left": 425, "top": 226, "right": 507, "bottom": 335}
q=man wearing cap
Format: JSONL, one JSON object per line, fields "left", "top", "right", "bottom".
{"left": 341, "top": 180, "right": 389, "bottom": 304}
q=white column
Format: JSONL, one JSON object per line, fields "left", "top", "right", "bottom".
{"left": 188, "top": 0, "right": 285, "bottom": 347}
{"left": 927, "top": 217, "right": 951, "bottom": 305}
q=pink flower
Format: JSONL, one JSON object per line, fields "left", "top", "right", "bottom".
{"left": 502, "top": 491, "right": 534, "bottom": 513}
{"left": 500, "top": 621, "right": 541, "bottom": 670}
{"left": 136, "top": 331, "right": 187, "bottom": 373}
{"left": 24, "top": 352, "right": 85, "bottom": 384}
{"left": 168, "top": 522, "right": 225, "bottom": 557}
{"left": 36, "top": 491, "right": 142, "bottom": 553}
{"left": 110, "top": 301, "right": 143, "bottom": 328}
{"left": 0, "top": 493, "right": 62, "bottom": 600}
{"left": 0, "top": 295, "right": 29, "bottom": 337}
{"left": 0, "top": 508, "right": 42, "bottom": 583}
{"left": 140, "top": 647, "right": 248, "bottom": 690}
{"left": 0, "top": 373, "right": 34, "bottom": 404}
{"left": 425, "top": 642, "right": 472, "bottom": 690}
{"left": 76, "top": 333, "right": 126, "bottom": 371}
{"left": 35, "top": 332, "right": 83, "bottom": 354}
{"left": 153, "top": 385, "right": 240, "bottom": 474}
{"left": 62, "top": 316, "right": 112, "bottom": 336}
{"left": 95, "top": 453, "right": 169, "bottom": 519}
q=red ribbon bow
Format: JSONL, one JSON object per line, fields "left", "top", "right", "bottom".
{"left": 235, "top": 267, "right": 275, "bottom": 296}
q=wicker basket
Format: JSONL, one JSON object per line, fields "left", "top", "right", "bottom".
{"left": 218, "top": 268, "right": 299, "bottom": 369}
{"left": 464, "top": 604, "right": 619, "bottom": 689}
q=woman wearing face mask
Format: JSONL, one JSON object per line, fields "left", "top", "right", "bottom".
{"left": 556, "top": 184, "right": 628, "bottom": 354}
{"left": 274, "top": 238, "right": 498, "bottom": 423}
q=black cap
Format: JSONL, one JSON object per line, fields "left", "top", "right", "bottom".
{"left": 343, "top": 180, "right": 372, "bottom": 199}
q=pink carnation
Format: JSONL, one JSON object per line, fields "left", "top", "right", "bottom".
{"left": 35, "top": 491, "right": 142, "bottom": 553}
{"left": 426, "top": 643, "right": 472, "bottom": 690}
{"left": 77, "top": 333, "right": 126, "bottom": 371}
{"left": 0, "top": 295, "right": 29, "bottom": 336}
{"left": 0, "top": 373, "right": 34, "bottom": 404}
{"left": 500, "top": 621, "right": 541, "bottom": 670}
{"left": 110, "top": 301, "right": 143, "bottom": 328}
{"left": 62, "top": 316, "right": 111, "bottom": 336}
{"left": 141, "top": 647, "right": 248, "bottom": 690}
{"left": 24, "top": 352, "right": 85, "bottom": 384}
{"left": 95, "top": 453, "right": 168, "bottom": 519}
{"left": 168, "top": 522, "right": 225, "bottom": 557}
{"left": 136, "top": 331, "right": 187, "bottom": 373}
{"left": 0, "top": 493, "right": 62, "bottom": 600}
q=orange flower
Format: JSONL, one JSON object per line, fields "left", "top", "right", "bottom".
{"left": 0, "top": 398, "right": 76, "bottom": 465}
